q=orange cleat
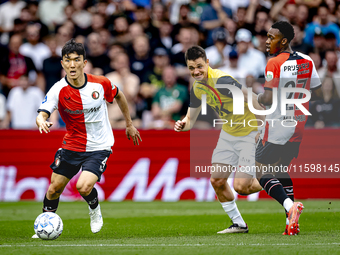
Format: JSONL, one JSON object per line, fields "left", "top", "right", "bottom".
{"left": 287, "top": 202, "right": 304, "bottom": 235}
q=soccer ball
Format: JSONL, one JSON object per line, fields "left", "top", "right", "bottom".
{"left": 34, "top": 212, "right": 63, "bottom": 240}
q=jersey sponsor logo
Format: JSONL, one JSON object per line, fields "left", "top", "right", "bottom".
{"left": 266, "top": 71, "right": 273, "bottom": 81}
{"left": 42, "top": 96, "right": 47, "bottom": 104}
{"left": 92, "top": 91, "right": 100, "bottom": 100}
{"left": 293, "top": 69, "right": 310, "bottom": 76}
{"left": 64, "top": 105, "right": 101, "bottom": 114}
{"left": 283, "top": 115, "right": 306, "bottom": 122}
{"left": 283, "top": 62, "right": 309, "bottom": 72}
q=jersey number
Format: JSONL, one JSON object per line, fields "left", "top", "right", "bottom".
{"left": 284, "top": 79, "right": 308, "bottom": 111}
{"left": 284, "top": 78, "right": 308, "bottom": 99}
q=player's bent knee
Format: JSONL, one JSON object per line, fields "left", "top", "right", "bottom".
{"left": 77, "top": 183, "right": 94, "bottom": 196}
{"left": 210, "top": 178, "right": 226, "bottom": 189}
{"left": 233, "top": 185, "right": 250, "bottom": 196}
{"left": 47, "top": 184, "right": 63, "bottom": 197}
{"left": 233, "top": 181, "right": 251, "bottom": 195}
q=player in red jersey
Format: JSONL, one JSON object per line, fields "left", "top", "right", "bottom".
{"left": 256, "top": 21, "right": 321, "bottom": 235}
{"left": 32, "top": 39, "right": 141, "bottom": 238}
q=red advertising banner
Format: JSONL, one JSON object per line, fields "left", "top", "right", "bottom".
{"left": 0, "top": 129, "right": 339, "bottom": 201}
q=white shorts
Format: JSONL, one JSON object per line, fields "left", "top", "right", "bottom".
{"left": 211, "top": 130, "right": 257, "bottom": 178}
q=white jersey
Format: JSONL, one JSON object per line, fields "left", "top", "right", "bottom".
{"left": 38, "top": 73, "right": 119, "bottom": 152}
{"left": 261, "top": 51, "right": 321, "bottom": 145}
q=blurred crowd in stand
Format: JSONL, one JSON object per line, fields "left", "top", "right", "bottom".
{"left": 0, "top": 0, "right": 340, "bottom": 130}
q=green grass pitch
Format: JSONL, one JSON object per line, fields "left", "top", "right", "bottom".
{"left": 0, "top": 200, "right": 339, "bottom": 255}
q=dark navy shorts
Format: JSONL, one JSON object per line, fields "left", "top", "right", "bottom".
{"left": 50, "top": 148, "right": 112, "bottom": 181}
{"left": 255, "top": 139, "right": 300, "bottom": 165}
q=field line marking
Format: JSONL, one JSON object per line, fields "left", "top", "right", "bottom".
{"left": 1, "top": 243, "right": 340, "bottom": 247}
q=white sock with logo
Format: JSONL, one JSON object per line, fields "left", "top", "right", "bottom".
{"left": 221, "top": 200, "right": 246, "bottom": 227}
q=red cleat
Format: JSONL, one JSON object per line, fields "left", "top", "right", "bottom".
{"left": 287, "top": 202, "right": 304, "bottom": 235}
{"left": 282, "top": 225, "right": 288, "bottom": 235}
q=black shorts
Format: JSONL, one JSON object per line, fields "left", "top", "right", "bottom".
{"left": 50, "top": 148, "right": 112, "bottom": 181}
{"left": 255, "top": 139, "right": 300, "bottom": 165}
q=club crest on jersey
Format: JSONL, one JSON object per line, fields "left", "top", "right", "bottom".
{"left": 55, "top": 157, "right": 61, "bottom": 167}
{"left": 92, "top": 91, "right": 100, "bottom": 100}
{"left": 266, "top": 71, "right": 273, "bottom": 82}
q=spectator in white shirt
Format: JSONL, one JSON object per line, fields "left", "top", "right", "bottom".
{"left": 205, "top": 27, "right": 232, "bottom": 68}
{"left": 19, "top": 22, "right": 51, "bottom": 71}
{"left": 235, "top": 28, "right": 266, "bottom": 78}
{"left": 3, "top": 74, "right": 44, "bottom": 129}
{"left": 0, "top": 0, "right": 26, "bottom": 44}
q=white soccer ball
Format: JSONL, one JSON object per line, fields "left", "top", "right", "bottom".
{"left": 34, "top": 212, "right": 63, "bottom": 240}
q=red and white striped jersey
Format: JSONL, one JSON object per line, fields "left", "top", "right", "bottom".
{"left": 38, "top": 73, "right": 119, "bottom": 152}
{"left": 261, "top": 51, "right": 321, "bottom": 145}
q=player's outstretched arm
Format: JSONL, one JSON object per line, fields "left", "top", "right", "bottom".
{"left": 115, "top": 90, "right": 142, "bottom": 145}
{"left": 36, "top": 111, "right": 53, "bottom": 134}
{"left": 174, "top": 106, "right": 201, "bottom": 132}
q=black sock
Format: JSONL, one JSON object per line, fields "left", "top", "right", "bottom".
{"left": 82, "top": 188, "right": 99, "bottom": 209}
{"left": 276, "top": 172, "right": 294, "bottom": 220}
{"left": 43, "top": 195, "right": 59, "bottom": 213}
{"left": 276, "top": 172, "right": 294, "bottom": 201}
{"left": 259, "top": 174, "right": 289, "bottom": 206}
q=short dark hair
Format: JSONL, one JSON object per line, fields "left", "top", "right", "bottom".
{"left": 185, "top": 45, "right": 207, "bottom": 63}
{"left": 272, "top": 21, "right": 295, "bottom": 43}
{"left": 61, "top": 39, "right": 86, "bottom": 59}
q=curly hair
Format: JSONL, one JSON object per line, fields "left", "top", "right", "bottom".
{"left": 272, "top": 21, "right": 295, "bottom": 43}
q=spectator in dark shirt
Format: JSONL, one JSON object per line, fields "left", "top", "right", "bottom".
{"left": 85, "top": 32, "right": 110, "bottom": 73}
{"left": 42, "top": 35, "right": 62, "bottom": 93}
{"left": 133, "top": 5, "right": 159, "bottom": 44}
{"left": 129, "top": 34, "right": 153, "bottom": 79}
{"left": 200, "top": 0, "right": 232, "bottom": 47}
{"left": 310, "top": 77, "right": 340, "bottom": 128}
{"left": 291, "top": 24, "right": 313, "bottom": 55}
{"left": 140, "top": 47, "right": 170, "bottom": 112}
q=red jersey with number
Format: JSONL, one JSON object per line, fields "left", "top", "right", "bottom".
{"left": 261, "top": 51, "right": 321, "bottom": 145}
{"left": 38, "top": 73, "right": 119, "bottom": 152}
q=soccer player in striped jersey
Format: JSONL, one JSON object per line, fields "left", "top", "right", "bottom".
{"left": 256, "top": 21, "right": 322, "bottom": 235}
{"left": 32, "top": 39, "right": 141, "bottom": 238}
{"left": 175, "top": 45, "right": 265, "bottom": 234}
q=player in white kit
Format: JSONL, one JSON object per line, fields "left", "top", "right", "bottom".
{"left": 32, "top": 39, "right": 141, "bottom": 238}
{"left": 256, "top": 21, "right": 321, "bottom": 235}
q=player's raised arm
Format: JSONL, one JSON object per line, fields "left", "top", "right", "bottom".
{"left": 36, "top": 111, "right": 53, "bottom": 134}
{"left": 115, "top": 90, "right": 142, "bottom": 145}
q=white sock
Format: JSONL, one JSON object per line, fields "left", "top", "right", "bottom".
{"left": 283, "top": 198, "right": 294, "bottom": 212}
{"left": 286, "top": 217, "right": 289, "bottom": 225}
{"left": 221, "top": 200, "right": 246, "bottom": 227}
